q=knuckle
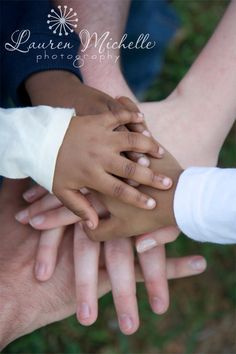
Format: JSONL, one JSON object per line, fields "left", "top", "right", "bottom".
{"left": 76, "top": 237, "right": 90, "bottom": 253}
{"left": 149, "top": 170, "right": 156, "bottom": 184}
{"left": 144, "top": 139, "right": 155, "bottom": 152}
{"left": 114, "top": 289, "right": 136, "bottom": 301}
{"left": 124, "top": 162, "right": 136, "bottom": 178}
{"left": 135, "top": 191, "right": 144, "bottom": 204}
{"left": 37, "top": 244, "right": 56, "bottom": 255}
{"left": 127, "top": 132, "right": 138, "bottom": 147}
{"left": 76, "top": 282, "right": 90, "bottom": 291}
{"left": 105, "top": 243, "right": 126, "bottom": 263}
{"left": 114, "top": 109, "right": 128, "bottom": 122}
{"left": 145, "top": 279, "right": 160, "bottom": 294}
{"left": 112, "top": 183, "right": 125, "bottom": 198}
{"left": 75, "top": 282, "right": 91, "bottom": 296}
{"left": 102, "top": 110, "right": 113, "bottom": 121}
{"left": 151, "top": 141, "right": 159, "bottom": 153}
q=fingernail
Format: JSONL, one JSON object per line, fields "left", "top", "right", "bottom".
{"left": 158, "top": 146, "right": 165, "bottom": 156}
{"left": 146, "top": 198, "right": 156, "bottom": 209}
{"left": 15, "top": 209, "right": 29, "bottom": 223}
{"left": 136, "top": 238, "right": 158, "bottom": 253}
{"left": 23, "top": 190, "right": 36, "bottom": 201}
{"left": 86, "top": 220, "right": 94, "bottom": 230}
{"left": 190, "top": 257, "right": 207, "bottom": 271}
{"left": 142, "top": 130, "right": 152, "bottom": 137}
{"left": 127, "top": 179, "right": 139, "bottom": 187}
{"left": 80, "top": 187, "right": 89, "bottom": 194}
{"left": 29, "top": 215, "right": 45, "bottom": 226}
{"left": 138, "top": 156, "right": 150, "bottom": 167}
{"left": 151, "top": 297, "right": 166, "bottom": 314}
{"left": 78, "top": 303, "right": 91, "bottom": 320}
{"left": 138, "top": 112, "right": 144, "bottom": 118}
{"left": 35, "top": 262, "right": 46, "bottom": 280}
{"left": 119, "top": 314, "right": 133, "bottom": 331}
{"left": 161, "top": 177, "right": 172, "bottom": 187}
{"left": 136, "top": 112, "right": 144, "bottom": 122}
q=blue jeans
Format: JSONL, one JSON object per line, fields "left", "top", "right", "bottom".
{"left": 122, "top": 0, "right": 179, "bottom": 96}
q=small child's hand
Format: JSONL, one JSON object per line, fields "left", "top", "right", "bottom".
{"left": 53, "top": 110, "right": 172, "bottom": 229}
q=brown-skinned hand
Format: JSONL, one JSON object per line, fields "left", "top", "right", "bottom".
{"left": 84, "top": 149, "right": 183, "bottom": 241}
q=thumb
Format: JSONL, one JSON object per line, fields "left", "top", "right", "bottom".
{"left": 59, "top": 189, "right": 99, "bottom": 230}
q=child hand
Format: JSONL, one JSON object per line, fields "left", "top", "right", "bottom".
{"left": 52, "top": 110, "right": 172, "bottom": 229}
{"left": 84, "top": 149, "right": 182, "bottom": 240}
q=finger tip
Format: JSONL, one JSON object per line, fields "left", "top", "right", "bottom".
{"left": 162, "top": 177, "right": 173, "bottom": 189}
{"left": 14, "top": 209, "right": 29, "bottom": 224}
{"left": 120, "top": 323, "right": 139, "bottom": 336}
{"left": 85, "top": 220, "right": 97, "bottom": 230}
{"left": 77, "top": 317, "right": 95, "bottom": 326}
{"left": 76, "top": 307, "right": 97, "bottom": 326}
{"left": 146, "top": 198, "right": 157, "bottom": 209}
{"left": 158, "top": 146, "right": 165, "bottom": 157}
{"left": 190, "top": 256, "right": 207, "bottom": 272}
{"left": 151, "top": 297, "right": 169, "bottom": 315}
{"left": 119, "top": 314, "right": 139, "bottom": 335}
{"left": 35, "top": 263, "right": 53, "bottom": 282}
{"left": 29, "top": 220, "right": 41, "bottom": 230}
{"left": 22, "top": 192, "right": 35, "bottom": 202}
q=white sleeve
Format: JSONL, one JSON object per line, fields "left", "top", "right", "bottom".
{"left": 0, "top": 106, "right": 75, "bottom": 192}
{"left": 174, "top": 167, "right": 236, "bottom": 244}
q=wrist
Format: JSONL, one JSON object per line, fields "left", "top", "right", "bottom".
{"left": 25, "top": 70, "right": 81, "bottom": 104}
{"left": 0, "top": 282, "right": 37, "bottom": 349}
{"left": 153, "top": 87, "right": 221, "bottom": 167}
{"left": 163, "top": 169, "right": 183, "bottom": 228}
{"left": 0, "top": 296, "right": 16, "bottom": 349}
{"left": 81, "top": 59, "right": 136, "bottom": 100}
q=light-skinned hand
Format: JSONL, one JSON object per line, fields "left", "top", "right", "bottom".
{"left": 14, "top": 185, "right": 206, "bottom": 335}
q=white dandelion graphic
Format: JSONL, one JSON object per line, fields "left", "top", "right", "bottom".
{"left": 47, "top": 5, "right": 78, "bottom": 36}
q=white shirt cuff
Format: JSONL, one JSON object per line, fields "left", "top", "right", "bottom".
{"left": 34, "top": 106, "right": 75, "bottom": 191}
{"left": 174, "top": 167, "right": 236, "bottom": 244}
{"left": 0, "top": 106, "right": 75, "bottom": 192}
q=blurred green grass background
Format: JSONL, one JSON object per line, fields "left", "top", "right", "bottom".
{"left": 4, "top": 1, "right": 236, "bottom": 353}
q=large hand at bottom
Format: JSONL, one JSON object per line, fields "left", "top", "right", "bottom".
{"left": 0, "top": 179, "right": 207, "bottom": 348}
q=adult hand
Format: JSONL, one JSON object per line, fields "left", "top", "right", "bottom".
{"left": 134, "top": 95, "right": 222, "bottom": 252}
{"left": 13, "top": 184, "right": 207, "bottom": 336}
{"left": 0, "top": 179, "right": 109, "bottom": 349}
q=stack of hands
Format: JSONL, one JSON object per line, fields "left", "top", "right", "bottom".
{"left": 7, "top": 70, "right": 209, "bottom": 341}
{"left": 1, "top": 0, "right": 236, "bottom": 349}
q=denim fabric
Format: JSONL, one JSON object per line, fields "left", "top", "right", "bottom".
{"left": 0, "top": 0, "right": 179, "bottom": 104}
{"left": 0, "top": 1, "right": 81, "bottom": 107}
{"left": 122, "top": 0, "right": 179, "bottom": 95}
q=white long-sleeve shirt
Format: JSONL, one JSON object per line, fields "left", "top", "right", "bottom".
{"left": 0, "top": 106, "right": 74, "bottom": 191}
{"left": 174, "top": 167, "right": 236, "bottom": 244}
{"left": 0, "top": 106, "right": 235, "bottom": 244}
